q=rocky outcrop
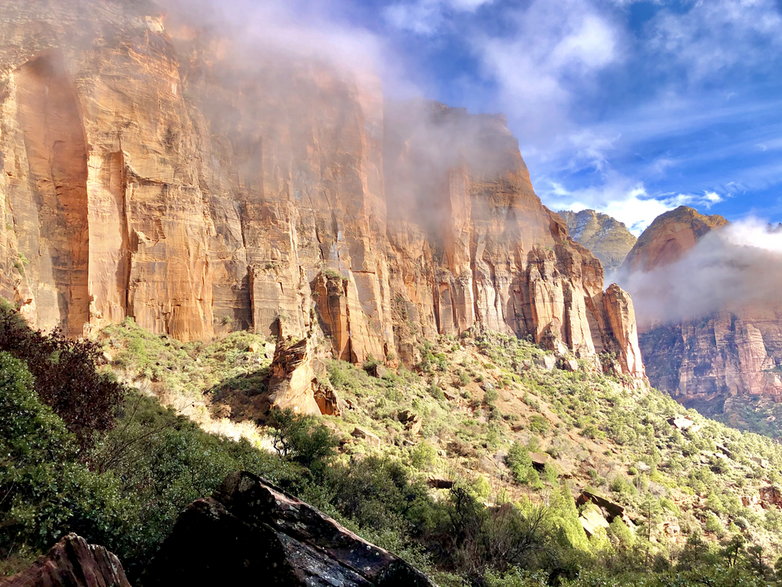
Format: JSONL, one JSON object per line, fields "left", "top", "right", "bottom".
{"left": 147, "top": 471, "right": 432, "bottom": 586}
{"left": 640, "top": 309, "right": 782, "bottom": 414}
{"left": 559, "top": 209, "right": 636, "bottom": 273}
{"left": 576, "top": 490, "right": 634, "bottom": 537}
{"left": 264, "top": 336, "right": 332, "bottom": 416}
{"left": 621, "top": 206, "right": 728, "bottom": 273}
{"left": 620, "top": 206, "right": 782, "bottom": 422}
{"left": 1, "top": 533, "right": 130, "bottom": 587}
{"left": 266, "top": 338, "right": 318, "bottom": 414}
{"left": 0, "top": 0, "right": 644, "bottom": 377}
{"left": 602, "top": 284, "right": 644, "bottom": 377}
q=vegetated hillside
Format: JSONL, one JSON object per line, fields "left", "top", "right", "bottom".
{"left": 559, "top": 210, "right": 637, "bottom": 274}
{"left": 562, "top": 206, "right": 782, "bottom": 440}
{"left": 4, "top": 304, "right": 782, "bottom": 585}
{"left": 94, "top": 318, "right": 782, "bottom": 583}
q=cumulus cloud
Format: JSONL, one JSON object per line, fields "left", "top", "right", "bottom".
{"left": 545, "top": 172, "right": 726, "bottom": 234}
{"left": 616, "top": 218, "right": 782, "bottom": 327}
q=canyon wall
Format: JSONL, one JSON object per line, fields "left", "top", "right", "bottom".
{"left": 620, "top": 207, "right": 782, "bottom": 413}
{"left": 0, "top": 0, "right": 644, "bottom": 375}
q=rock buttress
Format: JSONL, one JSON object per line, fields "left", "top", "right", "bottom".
{"left": 0, "top": 1, "right": 645, "bottom": 377}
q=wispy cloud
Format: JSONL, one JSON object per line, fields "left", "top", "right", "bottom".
{"left": 458, "top": 0, "right": 781, "bottom": 223}
{"left": 650, "top": 0, "right": 782, "bottom": 82}
{"left": 618, "top": 218, "right": 782, "bottom": 327}
{"left": 383, "top": 0, "right": 494, "bottom": 35}
{"left": 470, "top": 0, "right": 622, "bottom": 149}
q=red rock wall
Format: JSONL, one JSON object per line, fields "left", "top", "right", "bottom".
{"left": 625, "top": 207, "right": 782, "bottom": 406}
{"left": 0, "top": 0, "right": 644, "bottom": 376}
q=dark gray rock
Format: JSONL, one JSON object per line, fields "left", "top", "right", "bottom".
{"left": 146, "top": 471, "right": 433, "bottom": 586}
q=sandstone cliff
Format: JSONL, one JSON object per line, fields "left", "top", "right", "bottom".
{"left": 559, "top": 209, "right": 636, "bottom": 273}
{"left": 620, "top": 207, "right": 782, "bottom": 419}
{"left": 0, "top": 0, "right": 644, "bottom": 376}
{"left": 621, "top": 206, "right": 728, "bottom": 273}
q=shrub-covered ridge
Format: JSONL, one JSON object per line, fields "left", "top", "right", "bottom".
{"left": 3, "top": 305, "right": 782, "bottom": 585}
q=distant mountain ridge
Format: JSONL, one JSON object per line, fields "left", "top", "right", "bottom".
{"left": 558, "top": 209, "right": 636, "bottom": 273}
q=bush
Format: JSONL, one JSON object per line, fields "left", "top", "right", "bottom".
{"left": 0, "top": 304, "right": 125, "bottom": 450}
{"left": 0, "top": 352, "right": 73, "bottom": 464}
{"left": 528, "top": 415, "right": 549, "bottom": 434}
{"left": 91, "top": 393, "right": 298, "bottom": 576}
{"left": 266, "top": 408, "right": 339, "bottom": 474}
{"left": 506, "top": 442, "right": 541, "bottom": 488}
{"left": 0, "top": 352, "right": 132, "bottom": 557}
{"left": 410, "top": 441, "right": 438, "bottom": 470}
{"left": 324, "top": 456, "right": 438, "bottom": 537}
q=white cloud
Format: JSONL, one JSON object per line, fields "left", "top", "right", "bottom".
{"left": 725, "top": 216, "right": 782, "bottom": 253}
{"left": 383, "top": 0, "right": 493, "bottom": 35}
{"left": 164, "top": 0, "right": 389, "bottom": 77}
{"left": 650, "top": 0, "right": 782, "bottom": 81}
{"left": 470, "top": 0, "right": 622, "bottom": 152}
{"left": 618, "top": 218, "right": 782, "bottom": 327}
{"left": 544, "top": 172, "right": 727, "bottom": 234}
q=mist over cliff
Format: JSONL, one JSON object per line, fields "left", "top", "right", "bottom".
{"left": 0, "top": 0, "right": 645, "bottom": 376}
{"left": 616, "top": 217, "right": 782, "bottom": 329}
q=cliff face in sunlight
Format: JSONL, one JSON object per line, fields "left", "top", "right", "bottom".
{"left": 621, "top": 207, "right": 782, "bottom": 414}
{"left": 0, "top": 0, "right": 644, "bottom": 376}
{"left": 622, "top": 206, "right": 728, "bottom": 273}
{"left": 558, "top": 209, "right": 636, "bottom": 274}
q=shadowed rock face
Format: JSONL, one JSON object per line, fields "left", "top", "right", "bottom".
{"left": 623, "top": 207, "right": 782, "bottom": 417}
{"left": 1, "top": 533, "right": 130, "bottom": 587}
{"left": 0, "top": 0, "right": 644, "bottom": 377}
{"left": 146, "top": 471, "right": 433, "bottom": 586}
{"left": 559, "top": 209, "right": 637, "bottom": 274}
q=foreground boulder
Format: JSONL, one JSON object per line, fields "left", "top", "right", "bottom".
{"left": 1, "top": 533, "right": 130, "bottom": 587}
{"left": 146, "top": 471, "right": 433, "bottom": 586}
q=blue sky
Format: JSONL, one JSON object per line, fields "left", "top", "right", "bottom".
{"left": 320, "top": 0, "right": 782, "bottom": 233}
{"left": 221, "top": 0, "right": 782, "bottom": 233}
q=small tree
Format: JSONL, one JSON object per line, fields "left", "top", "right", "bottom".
{"left": 266, "top": 408, "right": 338, "bottom": 473}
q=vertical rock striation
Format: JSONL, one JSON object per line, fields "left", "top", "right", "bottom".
{"left": 621, "top": 206, "right": 782, "bottom": 417}
{"left": 0, "top": 0, "right": 644, "bottom": 377}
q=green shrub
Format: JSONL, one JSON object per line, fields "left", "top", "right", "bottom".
{"left": 483, "top": 387, "right": 499, "bottom": 405}
{"left": 91, "top": 393, "right": 298, "bottom": 576}
{"left": 528, "top": 415, "right": 549, "bottom": 434}
{"left": 410, "top": 441, "right": 438, "bottom": 470}
{"left": 0, "top": 352, "right": 132, "bottom": 558}
{"left": 705, "top": 512, "right": 725, "bottom": 536}
{"left": 266, "top": 408, "right": 339, "bottom": 474}
{"left": 0, "top": 304, "right": 125, "bottom": 449}
{"left": 506, "top": 442, "right": 541, "bottom": 488}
